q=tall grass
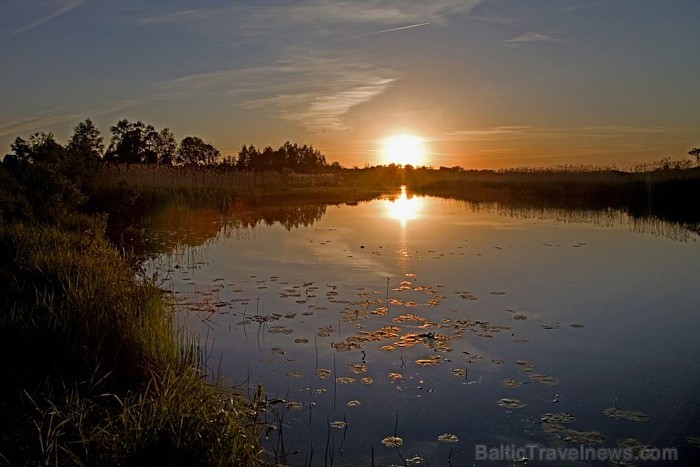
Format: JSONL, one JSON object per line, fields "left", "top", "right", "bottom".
{"left": 95, "top": 165, "right": 376, "bottom": 207}
{"left": 0, "top": 220, "right": 266, "bottom": 465}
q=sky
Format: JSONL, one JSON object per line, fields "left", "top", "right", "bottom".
{"left": 1, "top": 0, "right": 699, "bottom": 169}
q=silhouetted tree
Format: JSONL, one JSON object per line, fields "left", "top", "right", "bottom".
{"left": 3, "top": 132, "right": 85, "bottom": 222}
{"left": 235, "top": 145, "right": 258, "bottom": 171}
{"left": 6, "top": 132, "right": 64, "bottom": 166}
{"left": 155, "top": 128, "right": 178, "bottom": 165}
{"left": 65, "top": 119, "right": 104, "bottom": 192}
{"left": 178, "top": 136, "right": 220, "bottom": 166}
{"left": 689, "top": 147, "right": 700, "bottom": 166}
{"left": 235, "top": 142, "right": 329, "bottom": 173}
{"left": 67, "top": 118, "right": 104, "bottom": 161}
{"left": 106, "top": 120, "right": 175, "bottom": 165}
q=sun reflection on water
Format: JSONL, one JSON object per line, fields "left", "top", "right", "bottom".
{"left": 385, "top": 186, "right": 423, "bottom": 227}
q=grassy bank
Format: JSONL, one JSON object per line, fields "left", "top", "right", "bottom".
{"left": 0, "top": 219, "right": 266, "bottom": 466}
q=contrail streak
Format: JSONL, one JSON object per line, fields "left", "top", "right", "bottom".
{"left": 13, "top": 0, "right": 92, "bottom": 35}
{"left": 353, "top": 22, "right": 431, "bottom": 38}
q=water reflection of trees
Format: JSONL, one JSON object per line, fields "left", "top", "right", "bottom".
{"left": 461, "top": 201, "right": 699, "bottom": 242}
{"left": 112, "top": 190, "right": 698, "bottom": 262}
{"left": 112, "top": 201, "right": 328, "bottom": 259}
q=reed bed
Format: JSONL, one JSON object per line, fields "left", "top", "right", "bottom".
{"left": 95, "top": 165, "right": 362, "bottom": 207}
{"left": 0, "top": 220, "right": 266, "bottom": 465}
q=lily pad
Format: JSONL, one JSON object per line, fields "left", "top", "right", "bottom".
{"left": 415, "top": 355, "right": 442, "bottom": 367}
{"left": 330, "top": 420, "right": 347, "bottom": 429}
{"left": 336, "top": 376, "right": 356, "bottom": 385}
{"left": 497, "top": 398, "right": 526, "bottom": 409}
{"left": 563, "top": 429, "right": 605, "bottom": 445}
{"left": 348, "top": 363, "right": 368, "bottom": 374}
{"left": 286, "top": 400, "right": 303, "bottom": 410}
{"left": 617, "top": 438, "right": 653, "bottom": 455}
{"left": 603, "top": 407, "right": 650, "bottom": 422}
{"left": 437, "top": 433, "right": 459, "bottom": 443}
{"left": 541, "top": 412, "right": 576, "bottom": 424}
{"left": 501, "top": 379, "right": 522, "bottom": 389}
{"left": 315, "top": 369, "right": 332, "bottom": 380}
{"left": 686, "top": 436, "right": 700, "bottom": 449}
{"left": 529, "top": 374, "right": 559, "bottom": 385}
{"left": 514, "top": 360, "right": 534, "bottom": 372}
{"left": 381, "top": 436, "right": 403, "bottom": 448}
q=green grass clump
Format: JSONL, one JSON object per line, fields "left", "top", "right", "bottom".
{"left": 0, "top": 220, "right": 266, "bottom": 465}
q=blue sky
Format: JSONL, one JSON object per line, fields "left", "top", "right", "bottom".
{"left": 1, "top": 0, "right": 699, "bottom": 168}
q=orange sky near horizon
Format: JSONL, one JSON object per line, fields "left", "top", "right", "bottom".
{"left": 2, "top": 1, "right": 699, "bottom": 170}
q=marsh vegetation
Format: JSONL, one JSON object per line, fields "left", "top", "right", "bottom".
{"left": 1, "top": 119, "right": 698, "bottom": 465}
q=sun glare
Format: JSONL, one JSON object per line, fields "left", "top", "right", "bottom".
{"left": 381, "top": 134, "right": 426, "bottom": 167}
{"left": 385, "top": 185, "right": 423, "bottom": 228}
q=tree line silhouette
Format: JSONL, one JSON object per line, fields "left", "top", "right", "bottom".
{"left": 3, "top": 117, "right": 336, "bottom": 172}
{"left": 0, "top": 118, "right": 337, "bottom": 222}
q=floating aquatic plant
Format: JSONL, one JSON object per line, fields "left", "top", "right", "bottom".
{"left": 514, "top": 360, "right": 534, "bottom": 372}
{"left": 617, "top": 438, "right": 652, "bottom": 455}
{"left": 541, "top": 413, "right": 576, "bottom": 424}
{"left": 686, "top": 436, "right": 700, "bottom": 449}
{"left": 286, "top": 401, "right": 303, "bottom": 410}
{"left": 381, "top": 436, "right": 403, "bottom": 447}
{"left": 563, "top": 429, "right": 605, "bottom": 445}
{"left": 336, "top": 377, "right": 355, "bottom": 385}
{"left": 347, "top": 363, "right": 368, "bottom": 374}
{"left": 501, "top": 379, "right": 522, "bottom": 389}
{"left": 415, "top": 355, "right": 442, "bottom": 367}
{"left": 497, "top": 398, "right": 526, "bottom": 409}
{"left": 529, "top": 374, "right": 559, "bottom": 385}
{"left": 603, "top": 407, "right": 650, "bottom": 422}
{"left": 437, "top": 433, "right": 459, "bottom": 443}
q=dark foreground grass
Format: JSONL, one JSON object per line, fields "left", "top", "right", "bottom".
{"left": 0, "top": 220, "right": 266, "bottom": 466}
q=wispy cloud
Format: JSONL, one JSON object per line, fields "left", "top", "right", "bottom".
{"left": 136, "top": 0, "right": 483, "bottom": 38}
{"left": 158, "top": 52, "right": 398, "bottom": 132}
{"left": 13, "top": 0, "right": 91, "bottom": 36}
{"left": 442, "top": 125, "right": 691, "bottom": 141}
{"left": 242, "top": 77, "right": 395, "bottom": 131}
{"left": 0, "top": 101, "right": 135, "bottom": 139}
{"left": 502, "top": 32, "right": 557, "bottom": 43}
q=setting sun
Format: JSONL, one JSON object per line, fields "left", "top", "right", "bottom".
{"left": 381, "top": 134, "right": 426, "bottom": 167}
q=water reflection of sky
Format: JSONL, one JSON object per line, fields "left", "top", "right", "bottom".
{"left": 384, "top": 185, "right": 423, "bottom": 228}
{"left": 149, "top": 196, "right": 700, "bottom": 466}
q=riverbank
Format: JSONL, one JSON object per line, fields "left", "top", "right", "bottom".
{"left": 0, "top": 219, "right": 268, "bottom": 465}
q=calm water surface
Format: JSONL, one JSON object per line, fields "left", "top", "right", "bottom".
{"left": 146, "top": 190, "right": 700, "bottom": 466}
